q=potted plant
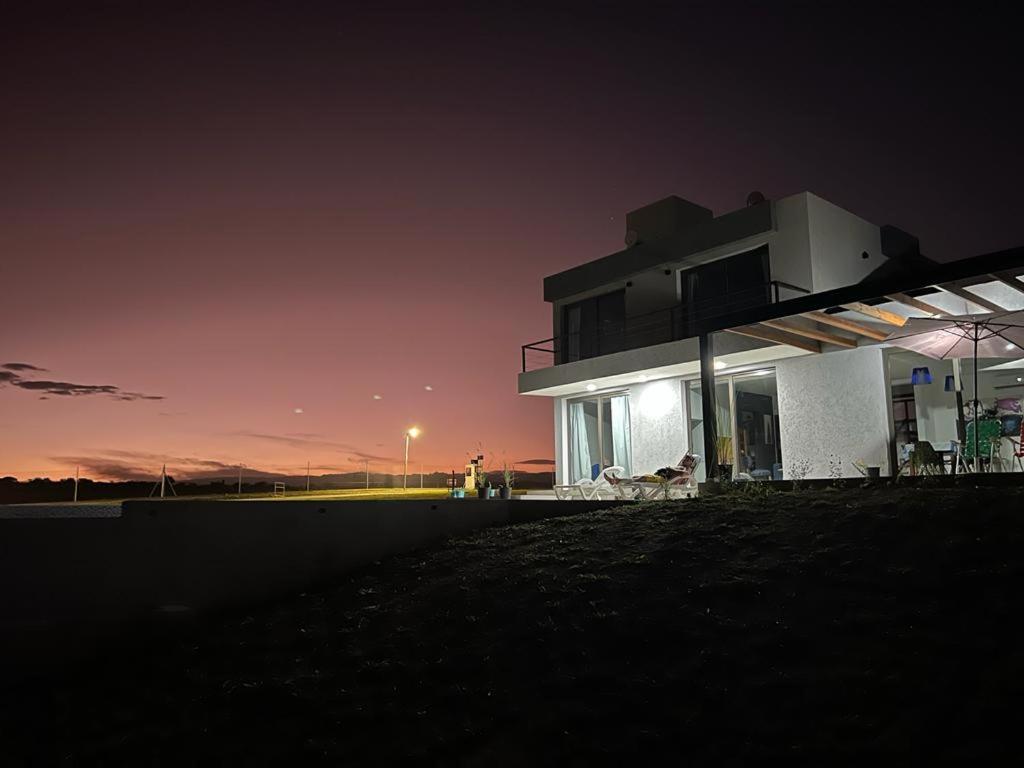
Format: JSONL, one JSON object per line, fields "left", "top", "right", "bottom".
{"left": 476, "top": 467, "right": 490, "bottom": 499}
{"left": 500, "top": 463, "right": 514, "bottom": 499}
{"left": 715, "top": 435, "right": 734, "bottom": 482}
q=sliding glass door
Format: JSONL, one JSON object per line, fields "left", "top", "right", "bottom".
{"left": 685, "top": 369, "right": 781, "bottom": 481}
{"left": 567, "top": 392, "right": 632, "bottom": 482}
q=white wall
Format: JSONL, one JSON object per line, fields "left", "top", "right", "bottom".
{"left": 777, "top": 347, "right": 893, "bottom": 478}
{"left": 627, "top": 379, "right": 687, "bottom": 473}
{"left": 806, "top": 193, "right": 884, "bottom": 292}
{"left": 911, "top": 359, "right": 959, "bottom": 446}
{"left": 768, "top": 193, "right": 814, "bottom": 296}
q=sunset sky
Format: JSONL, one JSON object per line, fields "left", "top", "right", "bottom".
{"left": 2, "top": 2, "right": 1022, "bottom": 480}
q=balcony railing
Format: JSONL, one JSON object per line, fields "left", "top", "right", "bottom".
{"left": 521, "top": 280, "right": 809, "bottom": 372}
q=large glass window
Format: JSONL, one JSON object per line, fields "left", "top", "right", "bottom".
{"left": 567, "top": 392, "right": 632, "bottom": 482}
{"left": 561, "top": 290, "right": 626, "bottom": 362}
{"left": 685, "top": 368, "right": 781, "bottom": 481}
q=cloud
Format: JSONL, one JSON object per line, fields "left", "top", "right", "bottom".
{"left": 517, "top": 458, "right": 556, "bottom": 465}
{"left": 0, "top": 365, "right": 162, "bottom": 401}
{"left": 52, "top": 451, "right": 245, "bottom": 481}
{"left": 232, "top": 431, "right": 358, "bottom": 451}
{"left": 231, "top": 432, "right": 398, "bottom": 463}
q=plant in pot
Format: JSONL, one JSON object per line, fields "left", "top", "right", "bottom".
{"left": 476, "top": 467, "right": 490, "bottom": 499}
{"left": 500, "top": 463, "right": 514, "bottom": 499}
{"left": 715, "top": 434, "right": 734, "bottom": 482}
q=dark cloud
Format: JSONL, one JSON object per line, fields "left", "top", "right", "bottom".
{"left": 347, "top": 451, "right": 397, "bottom": 463}
{"left": 0, "top": 368, "right": 162, "bottom": 401}
{"left": 516, "top": 458, "right": 556, "bottom": 465}
{"left": 233, "top": 432, "right": 397, "bottom": 463}
{"left": 53, "top": 451, "right": 247, "bottom": 481}
{"left": 232, "top": 431, "right": 358, "bottom": 451}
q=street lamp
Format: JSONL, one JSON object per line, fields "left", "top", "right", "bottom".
{"left": 403, "top": 427, "right": 420, "bottom": 489}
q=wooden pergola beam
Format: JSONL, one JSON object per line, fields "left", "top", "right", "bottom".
{"left": 841, "top": 302, "right": 908, "bottom": 327}
{"left": 885, "top": 293, "right": 947, "bottom": 317}
{"left": 987, "top": 273, "right": 1024, "bottom": 296}
{"left": 938, "top": 284, "right": 1007, "bottom": 313}
{"left": 801, "top": 311, "right": 889, "bottom": 341}
{"left": 759, "top": 319, "right": 857, "bottom": 348}
{"left": 725, "top": 325, "right": 821, "bottom": 354}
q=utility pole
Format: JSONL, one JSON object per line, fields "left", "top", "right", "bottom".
{"left": 420, "top": 464, "right": 424, "bottom": 489}
{"left": 364, "top": 459, "right": 369, "bottom": 489}
{"left": 73, "top": 465, "right": 79, "bottom": 502}
{"left": 238, "top": 464, "right": 243, "bottom": 495}
{"left": 306, "top": 460, "right": 311, "bottom": 492}
{"left": 160, "top": 463, "right": 167, "bottom": 499}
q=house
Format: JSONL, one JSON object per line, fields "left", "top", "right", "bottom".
{"left": 518, "top": 191, "right": 1024, "bottom": 484}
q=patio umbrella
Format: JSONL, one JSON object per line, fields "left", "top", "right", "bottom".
{"left": 884, "top": 310, "right": 1024, "bottom": 469}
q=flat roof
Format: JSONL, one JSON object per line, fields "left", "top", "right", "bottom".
{"left": 543, "top": 201, "right": 773, "bottom": 302}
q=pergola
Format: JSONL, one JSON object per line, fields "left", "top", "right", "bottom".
{"left": 689, "top": 245, "right": 1024, "bottom": 480}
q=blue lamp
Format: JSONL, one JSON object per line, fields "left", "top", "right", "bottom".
{"left": 944, "top": 374, "right": 956, "bottom": 392}
{"left": 911, "top": 366, "right": 933, "bottom": 385}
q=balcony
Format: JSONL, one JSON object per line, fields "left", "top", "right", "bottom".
{"left": 521, "top": 280, "right": 809, "bottom": 372}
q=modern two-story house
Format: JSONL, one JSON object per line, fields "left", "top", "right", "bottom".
{"left": 519, "top": 191, "right": 1024, "bottom": 485}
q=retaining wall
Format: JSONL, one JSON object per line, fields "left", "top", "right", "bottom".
{"left": 0, "top": 497, "right": 624, "bottom": 679}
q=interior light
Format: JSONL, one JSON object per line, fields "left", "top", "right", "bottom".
{"left": 1018, "top": 377, "right": 1023, "bottom": 383}
{"left": 1006, "top": 343, "right": 1016, "bottom": 351}
{"left": 585, "top": 383, "right": 597, "bottom": 392}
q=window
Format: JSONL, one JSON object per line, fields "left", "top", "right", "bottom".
{"left": 685, "top": 368, "right": 781, "bottom": 481}
{"left": 567, "top": 392, "right": 632, "bottom": 482}
{"left": 679, "top": 244, "right": 770, "bottom": 332}
{"left": 561, "top": 290, "right": 626, "bottom": 362}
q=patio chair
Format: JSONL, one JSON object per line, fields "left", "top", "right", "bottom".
{"left": 553, "top": 466, "right": 626, "bottom": 500}
{"left": 615, "top": 454, "right": 702, "bottom": 500}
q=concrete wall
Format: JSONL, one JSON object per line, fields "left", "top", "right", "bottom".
{"left": 777, "top": 346, "right": 893, "bottom": 478}
{"left": 0, "top": 497, "right": 621, "bottom": 679}
{"left": 627, "top": 379, "right": 687, "bottom": 473}
{"left": 910, "top": 359, "right": 959, "bottom": 446}
{"left": 806, "top": 193, "right": 884, "bottom": 292}
{"left": 768, "top": 193, "right": 814, "bottom": 297}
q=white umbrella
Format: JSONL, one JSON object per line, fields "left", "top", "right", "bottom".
{"left": 884, "top": 310, "right": 1024, "bottom": 469}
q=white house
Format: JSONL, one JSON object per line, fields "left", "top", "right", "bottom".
{"left": 518, "top": 192, "right": 1024, "bottom": 484}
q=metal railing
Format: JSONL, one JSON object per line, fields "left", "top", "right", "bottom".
{"left": 520, "top": 280, "right": 809, "bottom": 372}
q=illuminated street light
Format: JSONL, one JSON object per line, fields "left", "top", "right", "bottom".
{"left": 403, "top": 427, "right": 420, "bottom": 489}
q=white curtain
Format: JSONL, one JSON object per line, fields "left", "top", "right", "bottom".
{"left": 569, "top": 401, "right": 592, "bottom": 483}
{"left": 610, "top": 395, "right": 632, "bottom": 475}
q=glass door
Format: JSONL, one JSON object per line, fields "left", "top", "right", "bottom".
{"left": 685, "top": 379, "right": 732, "bottom": 482}
{"left": 567, "top": 392, "right": 632, "bottom": 482}
{"left": 685, "top": 368, "right": 781, "bottom": 481}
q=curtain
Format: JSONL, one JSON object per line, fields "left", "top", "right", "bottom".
{"left": 610, "top": 395, "right": 632, "bottom": 475}
{"left": 569, "top": 401, "right": 592, "bottom": 483}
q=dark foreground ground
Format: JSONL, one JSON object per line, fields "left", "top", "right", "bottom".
{"left": 3, "top": 485, "right": 1024, "bottom": 764}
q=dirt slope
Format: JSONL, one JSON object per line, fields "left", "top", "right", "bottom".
{"left": 3, "top": 485, "right": 1023, "bottom": 764}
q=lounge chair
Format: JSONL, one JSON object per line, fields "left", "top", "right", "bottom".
{"left": 607, "top": 454, "right": 702, "bottom": 500}
{"left": 553, "top": 466, "right": 626, "bottom": 500}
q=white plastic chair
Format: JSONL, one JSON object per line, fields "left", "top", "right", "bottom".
{"left": 554, "top": 466, "right": 625, "bottom": 500}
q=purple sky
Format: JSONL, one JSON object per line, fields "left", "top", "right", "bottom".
{"left": 2, "top": 2, "right": 1022, "bottom": 479}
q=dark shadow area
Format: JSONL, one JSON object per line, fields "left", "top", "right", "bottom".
{"left": 1, "top": 486, "right": 1022, "bottom": 763}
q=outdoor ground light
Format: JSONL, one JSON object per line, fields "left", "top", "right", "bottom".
{"left": 944, "top": 374, "right": 956, "bottom": 392}
{"left": 911, "top": 366, "right": 933, "bottom": 385}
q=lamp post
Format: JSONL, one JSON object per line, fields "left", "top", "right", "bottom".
{"left": 403, "top": 427, "right": 420, "bottom": 489}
